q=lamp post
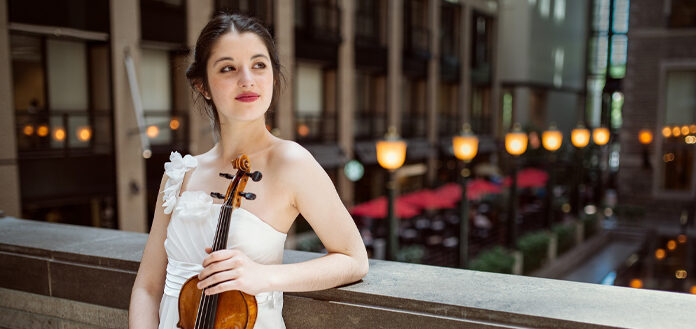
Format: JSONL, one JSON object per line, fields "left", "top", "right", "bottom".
{"left": 542, "top": 124, "right": 563, "bottom": 229}
{"left": 571, "top": 124, "right": 590, "bottom": 217}
{"left": 452, "top": 124, "right": 478, "bottom": 268}
{"left": 376, "top": 126, "right": 407, "bottom": 261}
{"left": 639, "top": 129, "right": 653, "bottom": 169}
{"left": 505, "top": 123, "right": 528, "bottom": 248}
{"left": 592, "top": 127, "right": 610, "bottom": 207}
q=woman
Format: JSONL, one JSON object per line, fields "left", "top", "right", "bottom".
{"left": 128, "top": 13, "right": 369, "bottom": 328}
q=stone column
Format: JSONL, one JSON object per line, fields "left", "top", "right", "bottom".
{"left": 387, "top": 0, "right": 403, "bottom": 132}
{"left": 111, "top": 0, "right": 147, "bottom": 232}
{"left": 459, "top": 4, "right": 472, "bottom": 126}
{"left": 337, "top": 0, "right": 356, "bottom": 206}
{"left": 274, "top": 0, "right": 295, "bottom": 141}
{"left": 490, "top": 14, "right": 501, "bottom": 138}
{"left": 274, "top": 0, "right": 296, "bottom": 248}
{"left": 0, "top": 0, "right": 21, "bottom": 217}
{"left": 426, "top": 0, "right": 440, "bottom": 186}
{"left": 186, "top": 0, "right": 215, "bottom": 155}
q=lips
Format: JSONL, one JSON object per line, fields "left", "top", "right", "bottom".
{"left": 236, "top": 92, "right": 260, "bottom": 103}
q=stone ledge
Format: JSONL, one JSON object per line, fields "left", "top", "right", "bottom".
{"left": 1, "top": 217, "right": 696, "bottom": 329}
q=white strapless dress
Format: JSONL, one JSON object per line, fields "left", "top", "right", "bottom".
{"left": 158, "top": 152, "right": 287, "bottom": 329}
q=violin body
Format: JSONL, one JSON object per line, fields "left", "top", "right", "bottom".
{"left": 177, "top": 276, "right": 257, "bottom": 329}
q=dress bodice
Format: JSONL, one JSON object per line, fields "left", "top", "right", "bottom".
{"left": 158, "top": 151, "right": 286, "bottom": 329}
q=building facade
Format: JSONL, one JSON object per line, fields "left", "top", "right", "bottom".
{"left": 0, "top": 0, "right": 501, "bottom": 239}
{"left": 618, "top": 0, "right": 696, "bottom": 220}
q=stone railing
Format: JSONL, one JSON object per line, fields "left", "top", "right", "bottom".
{"left": 1, "top": 217, "right": 695, "bottom": 329}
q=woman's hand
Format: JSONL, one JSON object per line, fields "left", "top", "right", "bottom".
{"left": 197, "top": 248, "right": 270, "bottom": 296}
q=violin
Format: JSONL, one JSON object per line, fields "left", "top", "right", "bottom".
{"left": 177, "top": 155, "right": 263, "bottom": 329}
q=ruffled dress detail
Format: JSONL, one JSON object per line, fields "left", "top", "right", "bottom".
{"left": 158, "top": 151, "right": 287, "bottom": 329}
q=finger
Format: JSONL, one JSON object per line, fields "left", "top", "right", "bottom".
{"left": 204, "top": 279, "right": 238, "bottom": 295}
{"left": 199, "top": 257, "right": 240, "bottom": 280}
{"left": 205, "top": 247, "right": 212, "bottom": 254}
{"left": 197, "top": 270, "right": 239, "bottom": 290}
{"left": 202, "top": 249, "right": 240, "bottom": 267}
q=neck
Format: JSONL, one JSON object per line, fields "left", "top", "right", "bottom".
{"left": 215, "top": 116, "right": 274, "bottom": 162}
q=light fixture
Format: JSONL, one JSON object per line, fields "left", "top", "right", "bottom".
{"left": 377, "top": 127, "right": 407, "bottom": 171}
{"left": 571, "top": 124, "right": 590, "bottom": 148}
{"left": 453, "top": 124, "right": 478, "bottom": 162}
{"left": 76, "top": 126, "right": 92, "bottom": 142}
{"left": 542, "top": 124, "right": 563, "bottom": 152}
{"left": 638, "top": 129, "right": 653, "bottom": 145}
{"left": 505, "top": 123, "right": 528, "bottom": 156}
{"left": 592, "top": 127, "right": 610, "bottom": 145}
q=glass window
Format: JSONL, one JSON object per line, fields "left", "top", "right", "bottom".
{"left": 140, "top": 48, "right": 173, "bottom": 146}
{"left": 660, "top": 71, "right": 696, "bottom": 192}
{"left": 295, "top": 63, "right": 324, "bottom": 141}
{"left": 669, "top": 0, "right": 696, "bottom": 28}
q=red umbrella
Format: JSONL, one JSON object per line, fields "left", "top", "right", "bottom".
{"left": 398, "top": 189, "right": 457, "bottom": 210}
{"left": 433, "top": 179, "right": 503, "bottom": 202}
{"left": 503, "top": 167, "right": 549, "bottom": 188}
{"left": 350, "top": 196, "right": 421, "bottom": 219}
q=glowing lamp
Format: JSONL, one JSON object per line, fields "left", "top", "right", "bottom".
{"left": 146, "top": 125, "right": 159, "bottom": 138}
{"left": 54, "top": 128, "right": 66, "bottom": 141}
{"left": 77, "top": 126, "right": 92, "bottom": 142}
{"left": 638, "top": 130, "right": 653, "bottom": 145}
{"left": 376, "top": 127, "right": 407, "bottom": 171}
{"left": 505, "top": 123, "right": 528, "bottom": 156}
{"left": 672, "top": 126, "right": 681, "bottom": 137}
{"left": 571, "top": 125, "right": 590, "bottom": 148}
{"left": 655, "top": 248, "right": 666, "bottom": 260}
{"left": 662, "top": 126, "right": 671, "bottom": 138}
{"left": 542, "top": 125, "right": 563, "bottom": 152}
{"left": 629, "top": 279, "right": 643, "bottom": 289}
{"left": 667, "top": 240, "right": 677, "bottom": 251}
{"left": 37, "top": 125, "right": 49, "bottom": 137}
{"left": 23, "top": 125, "right": 34, "bottom": 136}
{"left": 297, "top": 124, "right": 310, "bottom": 137}
{"left": 453, "top": 124, "right": 478, "bottom": 162}
{"left": 170, "top": 118, "right": 180, "bottom": 130}
{"left": 592, "top": 127, "right": 610, "bottom": 145}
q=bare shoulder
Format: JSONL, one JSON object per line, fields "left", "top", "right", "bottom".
{"left": 268, "top": 139, "right": 318, "bottom": 169}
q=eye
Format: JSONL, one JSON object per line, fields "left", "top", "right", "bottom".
{"left": 253, "top": 62, "right": 267, "bottom": 69}
{"left": 220, "top": 65, "right": 235, "bottom": 73}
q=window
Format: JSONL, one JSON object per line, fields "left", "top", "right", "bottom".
{"left": 669, "top": 0, "right": 696, "bottom": 28}
{"left": 295, "top": 63, "right": 337, "bottom": 143}
{"left": 12, "top": 34, "right": 112, "bottom": 154}
{"left": 658, "top": 70, "right": 696, "bottom": 194}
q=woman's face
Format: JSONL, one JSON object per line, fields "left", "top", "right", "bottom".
{"left": 205, "top": 31, "right": 274, "bottom": 124}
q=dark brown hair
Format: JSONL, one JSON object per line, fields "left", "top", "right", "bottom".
{"left": 186, "top": 12, "right": 284, "bottom": 135}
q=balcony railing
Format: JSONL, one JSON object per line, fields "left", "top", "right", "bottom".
{"left": 1, "top": 216, "right": 695, "bottom": 328}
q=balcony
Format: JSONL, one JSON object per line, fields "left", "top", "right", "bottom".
{"left": 0, "top": 216, "right": 694, "bottom": 328}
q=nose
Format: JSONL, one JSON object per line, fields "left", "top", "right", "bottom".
{"left": 238, "top": 67, "right": 255, "bottom": 88}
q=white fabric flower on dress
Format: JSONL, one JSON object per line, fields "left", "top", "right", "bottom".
{"left": 161, "top": 151, "right": 198, "bottom": 215}
{"left": 174, "top": 191, "right": 213, "bottom": 222}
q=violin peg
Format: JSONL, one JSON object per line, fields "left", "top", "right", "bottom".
{"left": 219, "top": 172, "right": 234, "bottom": 179}
{"left": 246, "top": 171, "right": 262, "bottom": 182}
{"left": 239, "top": 192, "right": 256, "bottom": 200}
{"left": 210, "top": 192, "right": 225, "bottom": 199}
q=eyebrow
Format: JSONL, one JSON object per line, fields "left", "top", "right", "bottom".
{"left": 214, "top": 54, "right": 270, "bottom": 65}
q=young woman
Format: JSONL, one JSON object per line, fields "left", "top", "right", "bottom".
{"left": 128, "top": 13, "right": 369, "bottom": 328}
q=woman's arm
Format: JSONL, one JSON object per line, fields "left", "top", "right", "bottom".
{"left": 265, "top": 142, "right": 369, "bottom": 291}
{"left": 197, "top": 142, "right": 368, "bottom": 295}
{"left": 128, "top": 174, "right": 170, "bottom": 328}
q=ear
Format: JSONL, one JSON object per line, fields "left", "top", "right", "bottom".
{"left": 194, "top": 80, "right": 211, "bottom": 100}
